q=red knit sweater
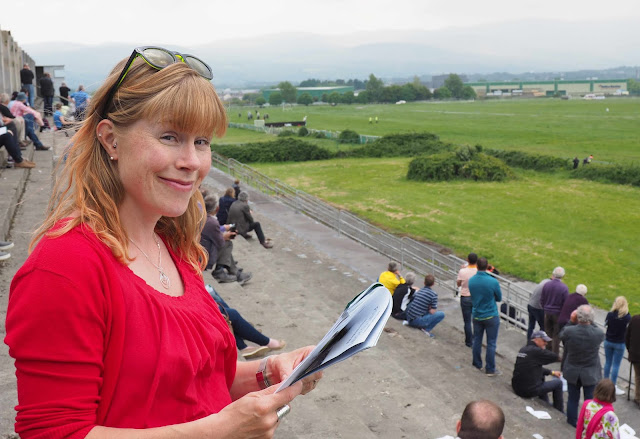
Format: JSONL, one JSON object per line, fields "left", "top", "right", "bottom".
{"left": 5, "top": 223, "right": 237, "bottom": 438}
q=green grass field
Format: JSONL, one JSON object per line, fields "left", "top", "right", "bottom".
{"left": 216, "top": 99, "right": 640, "bottom": 313}
{"left": 224, "top": 98, "right": 640, "bottom": 163}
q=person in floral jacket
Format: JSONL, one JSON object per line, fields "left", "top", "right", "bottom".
{"left": 576, "top": 379, "right": 620, "bottom": 439}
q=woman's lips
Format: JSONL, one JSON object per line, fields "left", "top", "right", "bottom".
{"left": 160, "top": 177, "right": 194, "bottom": 191}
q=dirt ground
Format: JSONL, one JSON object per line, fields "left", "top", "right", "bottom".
{"left": 0, "top": 138, "right": 638, "bottom": 438}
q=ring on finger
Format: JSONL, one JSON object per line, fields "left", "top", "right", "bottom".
{"left": 276, "top": 404, "right": 291, "bottom": 422}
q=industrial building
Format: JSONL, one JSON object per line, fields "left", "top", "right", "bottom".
{"left": 466, "top": 79, "right": 628, "bottom": 97}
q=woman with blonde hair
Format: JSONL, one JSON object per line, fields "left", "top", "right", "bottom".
{"left": 604, "top": 296, "right": 631, "bottom": 393}
{"left": 6, "top": 46, "right": 320, "bottom": 438}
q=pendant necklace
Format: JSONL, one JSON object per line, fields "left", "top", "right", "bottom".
{"left": 129, "top": 233, "right": 171, "bottom": 289}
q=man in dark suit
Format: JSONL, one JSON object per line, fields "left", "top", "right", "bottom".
{"left": 560, "top": 304, "right": 605, "bottom": 427}
{"left": 227, "top": 191, "right": 273, "bottom": 249}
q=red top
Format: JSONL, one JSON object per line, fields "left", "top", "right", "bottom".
{"left": 5, "top": 222, "right": 237, "bottom": 438}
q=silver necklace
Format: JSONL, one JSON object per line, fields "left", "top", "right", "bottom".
{"left": 129, "top": 233, "right": 171, "bottom": 289}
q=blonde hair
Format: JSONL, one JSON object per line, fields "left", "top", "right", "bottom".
{"left": 611, "top": 296, "right": 629, "bottom": 318}
{"left": 32, "top": 56, "right": 227, "bottom": 275}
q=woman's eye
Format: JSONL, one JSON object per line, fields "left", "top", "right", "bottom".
{"left": 161, "top": 134, "right": 178, "bottom": 142}
{"left": 195, "top": 139, "right": 210, "bottom": 147}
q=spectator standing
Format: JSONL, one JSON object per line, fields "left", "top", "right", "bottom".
{"left": 40, "top": 73, "right": 55, "bottom": 116}
{"left": 391, "top": 271, "right": 416, "bottom": 320}
{"left": 560, "top": 305, "right": 605, "bottom": 427}
{"left": 227, "top": 191, "right": 273, "bottom": 248}
{"left": 216, "top": 187, "right": 236, "bottom": 225}
{"left": 604, "top": 296, "right": 631, "bottom": 394}
{"left": 379, "top": 261, "right": 405, "bottom": 296}
{"left": 70, "top": 85, "right": 90, "bottom": 121}
{"left": 59, "top": 82, "right": 71, "bottom": 106}
{"left": 457, "top": 252, "right": 478, "bottom": 347}
{"left": 511, "top": 331, "right": 563, "bottom": 413}
{"left": 455, "top": 400, "right": 505, "bottom": 439}
{"left": 625, "top": 314, "right": 640, "bottom": 406}
{"left": 558, "top": 284, "right": 589, "bottom": 331}
{"left": 540, "top": 266, "right": 569, "bottom": 355}
{"left": 576, "top": 379, "right": 620, "bottom": 439}
{"left": 232, "top": 179, "right": 241, "bottom": 199}
{"left": 469, "top": 257, "right": 502, "bottom": 377}
{"left": 573, "top": 157, "right": 580, "bottom": 169}
{"left": 405, "top": 274, "right": 445, "bottom": 338}
{"left": 20, "top": 64, "right": 35, "bottom": 108}
{"left": 528, "top": 275, "right": 551, "bottom": 340}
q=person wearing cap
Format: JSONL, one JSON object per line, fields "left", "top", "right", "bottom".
{"left": 9, "top": 92, "right": 49, "bottom": 151}
{"left": 511, "top": 330, "right": 564, "bottom": 413}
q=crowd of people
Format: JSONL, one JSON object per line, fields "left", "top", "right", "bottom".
{"left": 383, "top": 255, "right": 640, "bottom": 437}
{"left": 0, "top": 64, "right": 94, "bottom": 169}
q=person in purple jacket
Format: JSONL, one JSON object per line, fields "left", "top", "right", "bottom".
{"left": 540, "top": 266, "right": 569, "bottom": 355}
{"left": 558, "top": 284, "right": 588, "bottom": 332}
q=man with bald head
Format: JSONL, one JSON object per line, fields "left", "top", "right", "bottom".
{"left": 456, "top": 399, "right": 505, "bottom": 439}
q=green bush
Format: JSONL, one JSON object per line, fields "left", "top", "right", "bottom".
{"left": 311, "top": 131, "right": 327, "bottom": 139}
{"left": 337, "top": 129, "right": 360, "bottom": 144}
{"left": 485, "top": 148, "right": 571, "bottom": 171}
{"left": 407, "top": 152, "right": 515, "bottom": 182}
{"left": 298, "top": 126, "right": 309, "bottom": 137}
{"left": 340, "top": 132, "right": 451, "bottom": 158}
{"left": 571, "top": 163, "right": 640, "bottom": 187}
{"left": 277, "top": 130, "right": 296, "bottom": 137}
{"left": 212, "top": 138, "right": 332, "bottom": 163}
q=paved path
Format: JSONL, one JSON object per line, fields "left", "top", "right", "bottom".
{"left": 0, "top": 137, "right": 638, "bottom": 438}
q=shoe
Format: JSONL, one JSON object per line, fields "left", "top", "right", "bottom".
{"left": 15, "top": 159, "right": 36, "bottom": 169}
{"left": 0, "top": 241, "right": 14, "bottom": 251}
{"left": 213, "top": 270, "right": 237, "bottom": 283}
{"left": 0, "top": 251, "right": 10, "bottom": 261}
{"left": 262, "top": 241, "right": 273, "bottom": 249}
{"left": 268, "top": 340, "right": 287, "bottom": 351}
{"left": 421, "top": 329, "right": 435, "bottom": 338}
{"left": 237, "top": 271, "right": 253, "bottom": 285}
{"left": 35, "top": 145, "right": 51, "bottom": 151}
{"left": 486, "top": 370, "right": 502, "bottom": 377}
{"left": 241, "top": 345, "right": 270, "bottom": 359}
{"left": 615, "top": 386, "right": 625, "bottom": 396}
{"left": 402, "top": 320, "right": 409, "bottom": 326}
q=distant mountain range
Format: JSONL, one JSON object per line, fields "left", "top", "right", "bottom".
{"left": 23, "top": 18, "right": 640, "bottom": 90}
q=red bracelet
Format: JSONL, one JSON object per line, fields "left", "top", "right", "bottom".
{"left": 256, "top": 356, "right": 272, "bottom": 389}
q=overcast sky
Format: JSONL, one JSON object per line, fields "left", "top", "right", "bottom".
{"left": 4, "top": 0, "right": 640, "bottom": 47}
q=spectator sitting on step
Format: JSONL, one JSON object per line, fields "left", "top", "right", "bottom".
{"left": 9, "top": 92, "right": 49, "bottom": 151}
{"left": 511, "top": 330, "right": 563, "bottom": 413}
{"left": 200, "top": 188, "right": 252, "bottom": 285}
{"left": 391, "top": 271, "right": 416, "bottom": 320}
{"left": 0, "top": 119, "right": 35, "bottom": 168}
{"left": 53, "top": 103, "right": 74, "bottom": 131}
{"left": 379, "top": 261, "right": 405, "bottom": 295}
{"left": 216, "top": 187, "right": 236, "bottom": 225}
{"left": 405, "top": 274, "right": 445, "bottom": 338}
{"left": 227, "top": 191, "right": 273, "bottom": 249}
{"left": 205, "top": 284, "right": 286, "bottom": 359}
{"left": 455, "top": 400, "right": 505, "bottom": 439}
{"left": 0, "top": 93, "right": 27, "bottom": 148}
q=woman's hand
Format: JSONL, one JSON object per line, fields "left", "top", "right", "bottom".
{"left": 211, "top": 382, "right": 303, "bottom": 439}
{"left": 269, "top": 346, "right": 324, "bottom": 395}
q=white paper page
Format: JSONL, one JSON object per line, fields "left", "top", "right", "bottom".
{"left": 276, "top": 283, "right": 391, "bottom": 392}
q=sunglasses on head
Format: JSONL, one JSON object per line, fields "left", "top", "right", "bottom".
{"left": 100, "top": 46, "right": 213, "bottom": 119}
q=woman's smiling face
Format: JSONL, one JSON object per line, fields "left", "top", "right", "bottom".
{"left": 114, "top": 118, "right": 211, "bottom": 220}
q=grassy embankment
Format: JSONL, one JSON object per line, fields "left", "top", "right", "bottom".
{"left": 214, "top": 99, "right": 640, "bottom": 313}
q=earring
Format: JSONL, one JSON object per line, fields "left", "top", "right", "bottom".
{"left": 98, "top": 134, "right": 102, "bottom": 137}
{"left": 110, "top": 156, "right": 114, "bottom": 160}
{"left": 113, "top": 142, "right": 117, "bottom": 149}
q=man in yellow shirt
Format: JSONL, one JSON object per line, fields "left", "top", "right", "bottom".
{"left": 379, "top": 261, "right": 405, "bottom": 295}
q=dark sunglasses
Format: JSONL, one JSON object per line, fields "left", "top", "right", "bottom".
{"left": 100, "top": 46, "right": 213, "bottom": 119}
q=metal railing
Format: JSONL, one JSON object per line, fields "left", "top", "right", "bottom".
{"left": 210, "top": 151, "right": 632, "bottom": 388}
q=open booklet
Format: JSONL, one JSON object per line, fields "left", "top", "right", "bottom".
{"left": 276, "top": 282, "right": 392, "bottom": 392}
